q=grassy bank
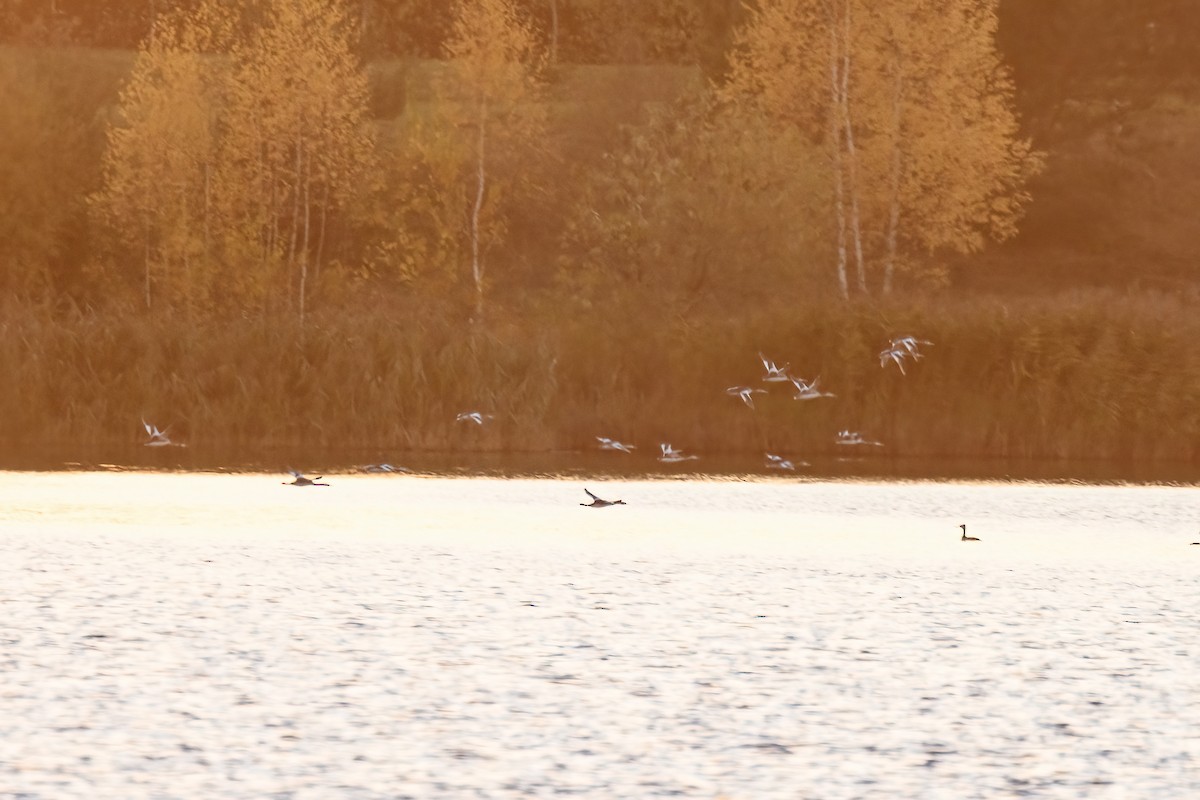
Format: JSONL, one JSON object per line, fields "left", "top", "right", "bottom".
{"left": 3, "top": 294, "right": 1197, "bottom": 464}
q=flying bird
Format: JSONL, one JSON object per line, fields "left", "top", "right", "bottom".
{"left": 726, "top": 385, "right": 767, "bottom": 409}
{"left": 283, "top": 470, "right": 329, "bottom": 487}
{"left": 835, "top": 430, "right": 883, "bottom": 447}
{"left": 658, "top": 443, "right": 699, "bottom": 463}
{"left": 765, "top": 453, "right": 809, "bottom": 471}
{"left": 890, "top": 336, "right": 933, "bottom": 356}
{"left": 879, "top": 346, "right": 909, "bottom": 374}
{"left": 361, "top": 464, "right": 410, "bottom": 474}
{"left": 580, "top": 487, "right": 626, "bottom": 508}
{"left": 758, "top": 353, "right": 791, "bottom": 383}
{"left": 789, "top": 376, "right": 836, "bottom": 401}
{"left": 141, "top": 419, "right": 183, "bottom": 447}
{"left": 596, "top": 436, "right": 636, "bottom": 454}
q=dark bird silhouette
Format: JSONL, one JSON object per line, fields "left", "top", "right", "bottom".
{"left": 960, "top": 524, "right": 980, "bottom": 542}
{"left": 581, "top": 488, "right": 625, "bottom": 508}
{"left": 284, "top": 470, "right": 329, "bottom": 487}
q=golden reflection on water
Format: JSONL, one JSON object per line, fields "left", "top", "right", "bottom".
{"left": 3, "top": 472, "right": 1199, "bottom": 799}
{"left": 3, "top": 471, "right": 1196, "bottom": 562}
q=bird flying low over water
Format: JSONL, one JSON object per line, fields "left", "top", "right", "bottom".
{"left": 758, "top": 353, "right": 791, "bottom": 383}
{"left": 141, "top": 419, "right": 183, "bottom": 447}
{"left": 596, "top": 436, "right": 636, "bottom": 453}
{"left": 835, "top": 430, "right": 883, "bottom": 447}
{"left": 456, "top": 411, "right": 493, "bottom": 425}
{"left": 880, "top": 335, "right": 933, "bottom": 375}
{"left": 284, "top": 470, "right": 329, "bottom": 487}
{"left": 890, "top": 336, "right": 933, "bottom": 355}
{"left": 726, "top": 385, "right": 767, "bottom": 409}
{"left": 361, "top": 463, "right": 410, "bottom": 474}
{"left": 789, "top": 376, "right": 836, "bottom": 401}
{"left": 879, "top": 346, "right": 910, "bottom": 374}
{"left": 580, "top": 487, "right": 626, "bottom": 508}
{"left": 765, "top": 453, "right": 808, "bottom": 471}
{"left": 658, "top": 443, "right": 699, "bottom": 463}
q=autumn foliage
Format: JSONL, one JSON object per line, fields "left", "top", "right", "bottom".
{"left": 2, "top": 1, "right": 1195, "bottom": 463}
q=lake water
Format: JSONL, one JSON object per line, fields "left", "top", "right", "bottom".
{"left": 2, "top": 471, "right": 1199, "bottom": 798}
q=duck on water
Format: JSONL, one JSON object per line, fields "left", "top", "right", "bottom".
{"left": 960, "top": 524, "right": 980, "bottom": 542}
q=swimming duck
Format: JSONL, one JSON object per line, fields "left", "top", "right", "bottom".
{"left": 284, "top": 470, "right": 329, "bottom": 487}
{"left": 580, "top": 488, "right": 626, "bottom": 508}
{"left": 959, "top": 524, "right": 980, "bottom": 542}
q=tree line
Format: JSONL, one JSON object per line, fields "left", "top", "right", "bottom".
{"left": 5, "top": 0, "right": 1040, "bottom": 322}
{"left": 1, "top": 0, "right": 743, "bottom": 67}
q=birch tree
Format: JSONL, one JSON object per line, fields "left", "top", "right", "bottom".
{"left": 438, "top": 0, "right": 547, "bottom": 322}
{"left": 725, "top": 0, "right": 1041, "bottom": 297}
{"left": 91, "top": 3, "right": 226, "bottom": 312}
{"left": 219, "top": 0, "right": 376, "bottom": 322}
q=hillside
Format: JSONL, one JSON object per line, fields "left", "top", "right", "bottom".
{"left": 4, "top": 0, "right": 1200, "bottom": 299}
{"left": 958, "top": 0, "right": 1200, "bottom": 294}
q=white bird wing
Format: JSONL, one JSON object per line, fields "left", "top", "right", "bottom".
{"left": 584, "top": 488, "right": 599, "bottom": 501}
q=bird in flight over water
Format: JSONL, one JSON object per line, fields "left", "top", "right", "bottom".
{"left": 758, "top": 352, "right": 791, "bottom": 383}
{"left": 580, "top": 487, "right": 626, "bottom": 508}
{"left": 596, "top": 436, "right": 636, "bottom": 453}
{"left": 141, "top": 419, "right": 183, "bottom": 447}
{"left": 726, "top": 385, "right": 767, "bottom": 409}
{"left": 284, "top": 470, "right": 329, "bottom": 487}
{"left": 659, "top": 443, "right": 699, "bottom": 463}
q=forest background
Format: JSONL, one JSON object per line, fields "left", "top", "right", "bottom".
{"left": 1, "top": 0, "right": 1198, "bottom": 465}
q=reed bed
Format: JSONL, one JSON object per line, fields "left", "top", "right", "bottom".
{"left": 2, "top": 293, "right": 1198, "bottom": 464}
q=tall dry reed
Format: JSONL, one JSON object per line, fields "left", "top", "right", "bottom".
{"left": 1, "top": 292, "right": 1197, "bottom": 463}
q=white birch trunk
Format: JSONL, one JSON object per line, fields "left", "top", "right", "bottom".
{"left": 839, "top": 0, "right": 868, "bottom": 296}
{"left": 883, "top": 68, "right": 904, "bottom": 296}
{"left": 202, "top": 162, "right": 211, "bottom": 264}
{"left": 827, "top": 5, "right": 849, "bottom": 300}
{"left": 287, "top": 141, "right": 303, "bottom": 310}
{"left": 471, "top": 97, "right": 488, "bottom": 322}
{"left": 314, "top": 182, "right": 329, "bottom": 287}
{"left": 299, "top": 148, "right": 312, "bottom": 327}
{"left": 144, "top": 219, "right": 152, "bottom": 310}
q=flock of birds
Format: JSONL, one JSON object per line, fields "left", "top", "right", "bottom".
{"left": 139, "top": 337, "right": 1199, "bottom": 546}
{"left": 583, "top": 338, "right": 931, "bottom": 469}
{"left": 140, "top": 335, "right": 932, "bottom": 464}
{"left": 139, "top": 335, "right": 931, "bottom": 486}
